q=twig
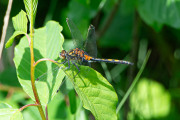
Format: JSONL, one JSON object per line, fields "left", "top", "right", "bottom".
{"left": 28, "top": 0, "right": 46, "bottom": 118}
{"left": 34, "top": 58, "right": 58, "bottom": 67}
{"left": 0, "top": 0, "right": 13, "bottom": 59}
{"left": 25, "top": 33, "right": 31, "bottom": 46}
{"left": 19, "top": 104, "right": 39, "bottom": 111}
{"left": 98, "top": 0, "right": 121, "bottom": 38}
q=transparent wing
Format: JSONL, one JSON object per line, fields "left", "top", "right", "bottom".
{"left": 84, "top": 25, "right": 97, "bottom": 58}
{"left": 36, "top": 60, "right": 79, "bottom": 87}
{"left": 35, "top": 65, "right": 62, "bottom": 81}
{"left": 36, "top": 64, "right": 69, "bottom": 93}
{"left": 66, "top": 18, "right": 84, "bottom": 49}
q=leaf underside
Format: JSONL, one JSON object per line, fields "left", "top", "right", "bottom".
{"left": 14, "top": 21, "right": 64, "bottom": 106}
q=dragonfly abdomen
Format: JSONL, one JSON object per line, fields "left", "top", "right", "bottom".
{"left": 90, "top": 58, "right": 133, "bottom": 65}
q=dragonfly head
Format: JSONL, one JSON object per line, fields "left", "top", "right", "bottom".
{"left": 59, "top": 50, "right": 67, "bottom": 59}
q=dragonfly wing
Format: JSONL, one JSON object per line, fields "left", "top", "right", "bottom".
{"left": 66, "top": 18, "right": 84, "bottom": 49}
{"left": 84, "top": 25, "right": 97, "bottom": 58}
{"left": 35, "top": 65, "right": 62, "bottom": 81}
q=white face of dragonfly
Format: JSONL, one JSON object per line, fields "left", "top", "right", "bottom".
{"left": 59, "top": 50, "right": 67, "bottom": 59}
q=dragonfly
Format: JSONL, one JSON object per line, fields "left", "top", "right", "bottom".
{"left": 59, "top": 18, "right": 133, "bottom": 77}
{"left": 37, "top": 18, "right": 133, "bottom": 82}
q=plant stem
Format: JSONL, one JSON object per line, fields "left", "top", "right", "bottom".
{"left": 29, "top": 0, "right": 46, "bottom": 119}
{"left": 34, "top": 58, "right": 58, "bottom": 67}
{"left": 19, "top": 104, "right": 39, "bottom": 111}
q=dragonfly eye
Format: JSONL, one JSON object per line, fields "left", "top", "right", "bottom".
{"left": 59, "top": 50, "right": 66, "bottom": 59}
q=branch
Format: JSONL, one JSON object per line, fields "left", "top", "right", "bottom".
{"left": 0, "top": 0, "right": 13, "bottom": 59}
{"left": 28, "top": 0, "right": 46, "bottom": 119}
{"left": 19, "top": 104, "right": 39, "bottom": 111}
{"left": 34, "top": 58, "right": 58, "bottom": 67}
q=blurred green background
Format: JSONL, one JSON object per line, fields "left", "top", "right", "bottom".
{"left": 0, "top": 0, "right": 180, "bottom": 119}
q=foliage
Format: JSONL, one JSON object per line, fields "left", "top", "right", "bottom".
{"left": 0, "top": 0, "right": 180, "bottom": 120}
{"left": 130, "top": 78, "right": 171, "bottom": 119}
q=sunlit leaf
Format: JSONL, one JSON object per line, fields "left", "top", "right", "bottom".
{"left": 23, "top": 0, "right": 38, "bottom": 23}
{"left": 13, "top": 21, "right": 65, "bottom": 106}
{"left": 6, "top": 10, "right": 27, "bottom": 48}
{"left": 5, "top": 31, "right": 26, "bottom": 48}
{"left": 0, "top": 108, "right": 23, "bottom": 120}
{"left": 12, "top": 10, "right": 27, "bottom": 32}
{"left": 57, "top": 62, "right": 118, "bottom": 120}
{"left": 0, "top": 103, "right": 12, "bottom": 109}
{"left": 130, "top": 78, "right": 171, "bottom": 119}
{"left": 22, "top": 100, "right": 41, "bottom": 119}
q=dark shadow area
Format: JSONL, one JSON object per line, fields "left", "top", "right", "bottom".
{"left": 55, "top": 100, "right": 67, "bottom": 119}
{"left": 0, "top": 67, "right": 20, "bottom": 87}
{"left": 17, "top": 47, "right": 61, "bottom": 104}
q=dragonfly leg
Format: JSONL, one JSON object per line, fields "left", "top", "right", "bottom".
{"left": 62, "top": 59, "right": 70, "bottom": 70}
{"left": 71, "top": 61, "right": 80, "bottom": 78}
{"left": 57, "top": 60, "right": 67, "bottom": 64}
{"left": 67, "top": 59, "right": 70, "bottom": 69}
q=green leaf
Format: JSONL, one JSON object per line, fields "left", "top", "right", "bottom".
{"left": 5, "top": 31, "right": 26, "bottom": 48}
{"left": 0, "top": 67, "right": 20, "bottom": 87}
{"left": 0, "top": 108, "right": 23, "bottom": 120}
{"left": 22, "top": 100, "right": 41, "bottom": 119}
{"left": 120, "top": 0, "right": 136, "bottom": 15}
{"left": 13, "top": 21, "right": 65, "bottom": 106}
{"left": 23, "top": 0, "right": 38, "bottom": 23}
{"left": 68, "top": 90, "right": 77, "bottom": 114}
{"left": 130, "top": 78, "right": 171, "bottom": 119}
{"left": 100, "top": 4, "right": 133, "bottom": 50}
{"left": 48, "top": 93, "right": 72, "bottom": 119}
{"left": 0, "top": 103, "right": 12, "bottom": 109}
{"left": 12, "top": 10, "right": 27, "bottom": 32}
{"left": 6, "top": 10, "right": 27, "bottom": 48}
{"left": 48, "top": 92, "right": 87, "bottom": 119}
{"left": 137, "top": 0, "right": 180, "bottom": 30}
{"left": 57, "top": 63, "right": 118, "bottom": 120}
